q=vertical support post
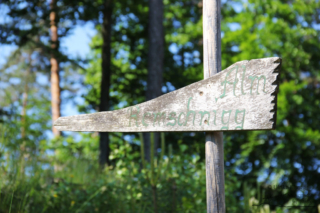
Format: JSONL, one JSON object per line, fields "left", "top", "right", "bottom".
{"left": 203, "top": 0, "right": 225, "bottom": 212}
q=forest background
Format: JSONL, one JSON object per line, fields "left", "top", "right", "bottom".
{"left": 0, "top": 0, "right": 320, "bottom": 212}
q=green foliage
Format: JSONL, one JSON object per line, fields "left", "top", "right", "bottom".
{"left": 0, "top": 132, "right": 209, "bottom": 213}
{"left": 1, "top": 0, "right": 320, "bottom": 212}
{"left": 222, "top": 1, "right": 320, "bottom": 212}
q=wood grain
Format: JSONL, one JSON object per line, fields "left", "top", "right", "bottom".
{"left": 54, "top": 57, "right": 281, "bottom": 132}
{"left": 206, "top": 132, "right": 224, "bottom": 212}
{"left": 203, "top": 0, "right": 225, "bottom": 212}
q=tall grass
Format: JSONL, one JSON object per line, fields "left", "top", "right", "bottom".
{"left": 1, "top": 126, "right": 312, "bottom": 212}
{"left": 0, "top": 131, "right": 208, "bottom": 212}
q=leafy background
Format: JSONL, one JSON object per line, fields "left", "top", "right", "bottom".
{"left": 0, "top": 0, "right": 320, "bottom": 212}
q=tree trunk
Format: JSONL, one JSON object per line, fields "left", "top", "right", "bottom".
{"left": 21, "top": 55, "right": 30, "bottom": 141}
{"left": 50, "top": 0, "right": 61, "bottom": 137}
{"left": 50, "top": 0, "right": 61, "bottom": 173}
{"left": 143, "top": 0, "right": 164, "bottom": 161}
{"left": 20, "top": 54, "right": 31, "bottom": 176}
{"left": 99, "top": 0, "right": 113, "bottom": 167}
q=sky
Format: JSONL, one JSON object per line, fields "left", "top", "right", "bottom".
{"left": 59, "top": 22, "right": 97, "bottom": 116}
{"left": 0, "top": 12, "right": 97, "bottom": 139}
{"left": 0, "top": 2, "right": 238, "bottom": 140}
{"left": 60, "top": 22, "right": 96, "bottom": 60}
{"left": 0, "top": 0, "right": 245, "bottom": 117}
{"left": 0, "top": 21, "right": 96, "bottom": 114}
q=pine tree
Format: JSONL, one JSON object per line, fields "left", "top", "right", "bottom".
{"left": 143, "top": 0, "right": 164, "bottom": 161}
{"left": 99, "top": 0, "right": 113, "bottom": 167}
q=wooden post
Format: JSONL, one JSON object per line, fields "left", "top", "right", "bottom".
{"left": 203, "top": 0, "right": 225, "bottom": 212}
{"left": 53, "top": 1, "right": 281, "bottom": 211}
{"left": 54, "top": 61, "right": 281, "bottom": 211}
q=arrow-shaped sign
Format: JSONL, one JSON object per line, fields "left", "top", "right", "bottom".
{"left": 54, "top": 57, "right": 281, "bottom": 132}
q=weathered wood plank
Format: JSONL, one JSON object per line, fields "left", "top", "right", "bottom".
{"left": 54, "top": 57, "right": 281, "bottom": 132}
{"left": 203, "top": 0, "right": 225, "bottom": 212}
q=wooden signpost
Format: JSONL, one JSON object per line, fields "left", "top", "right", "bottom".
{"left": 54, "top": 57, "right": 281, "bottom": 212}
{"left": 54, "top": 58, "right": 281, "bottom": 133}
{"left": 54, "top": 0, "right": 281, "bottom": 212}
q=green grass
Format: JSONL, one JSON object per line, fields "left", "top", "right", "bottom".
{"left": 0, "top": 129, "right": 308, "bottom": 213}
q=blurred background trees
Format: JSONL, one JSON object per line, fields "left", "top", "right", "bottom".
{"left": 0, "top": 0, "right": 320, "bottom": 212}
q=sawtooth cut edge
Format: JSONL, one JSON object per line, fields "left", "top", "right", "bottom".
{"left": 269, "top": 57, "right": 282, "bottom": 129}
